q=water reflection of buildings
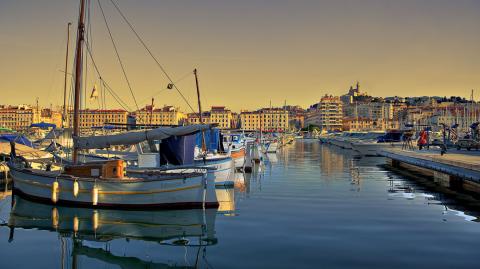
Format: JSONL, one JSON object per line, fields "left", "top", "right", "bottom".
{"left": 6, "top": 196, "right": 218, "bottom": 268}
{"left": 319, "top": 146, "right": 347, "bottom": 176}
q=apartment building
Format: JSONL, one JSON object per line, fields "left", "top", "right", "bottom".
{"left": 240, "top": 108, "right": 289, "bottom": 131}
{"left": 135, "top": 105, "right": 186, "bottom": 126}
{"left": 305, "top": 95, "right": 343, "bottom": 131}
{"left": 187, "top": 112, "right": 211, "bottom": 125}
{"left": 210, "top": 106, "right": 234, "bottom": 129}
{"left": 67, "top": 109, "right": 128, "bottom": 130}
{"left": 0, "top": 105, "right": 37, "bottom": 131}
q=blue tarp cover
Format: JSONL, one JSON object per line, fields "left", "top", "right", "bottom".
{"left": 30, "top": 122, "right": 56, "bottom": 129}
{"left": 377, "top": 132, "right": 403, "bottom": 143}
{"left": 160, "top": 134, "right": 195, "bottom": 165}
{"left": 195, "top": 129, "right": 220, "bottom": 151}
{"left": 91, "top": 125, "right": 117, "bottom": 130}
{"left": 0, "top": 134, "right": 34, "bottom": 148}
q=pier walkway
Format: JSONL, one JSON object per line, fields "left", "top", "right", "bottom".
{"left": 378, "top": 148, "right": 480, "bottom": 188}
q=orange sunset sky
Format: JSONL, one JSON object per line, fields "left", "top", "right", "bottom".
{"left": 1, "top": 0, "right": 479, "bottom": 112}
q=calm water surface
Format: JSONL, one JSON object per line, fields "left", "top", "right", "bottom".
{"left": 1, "top": 140, "right": 480, "bottom": 268}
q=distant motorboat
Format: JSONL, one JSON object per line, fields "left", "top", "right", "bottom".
{"left": 351, "top": 131, "right": 404, "bottom": 156}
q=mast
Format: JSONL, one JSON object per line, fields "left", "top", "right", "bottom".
{"left": 150, "top": 98, "right": 154, "bottom": 126}
{"left": 73, "top": 0, "right": 86, "bottom": 164}
{"left": 194, "top": 69, "right": 206, "bottom": 152}
{"left": 283, "top": 99, "right": 286, "bottom": 132}
{"left": 62, "top": 22, "right": 72, "bottom": 128}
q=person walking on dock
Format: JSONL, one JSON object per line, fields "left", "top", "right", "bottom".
{"left": 417, "top": 130, "right": 427, "bottom": 150}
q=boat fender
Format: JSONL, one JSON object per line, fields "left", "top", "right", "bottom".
{"left": 92, "top": 210, "right": 99, "bottom": 231}
{"left": 52, "top": 208, "right": 59, "bottom": 229}
{"left": 73, "top": 216, "right": 79, "bottom": 233}
{"left": 73, "top": 180, "right": 79, "bottom": 198}
{"left": 51, "top": 181, "right": 59, "bottom": 203}
{"left": 92, "top": 186, "right": 99, "bottom": 206}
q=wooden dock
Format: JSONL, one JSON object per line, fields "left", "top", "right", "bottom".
{"left": 379, "top": 148, "right": 480, "bottom": 193}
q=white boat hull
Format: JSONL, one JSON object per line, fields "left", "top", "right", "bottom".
{"left": 195, "top": 156, "right": 234, "bottom": 186}
{"left": 351, "top": 142, "right": 401, "bottom": 156}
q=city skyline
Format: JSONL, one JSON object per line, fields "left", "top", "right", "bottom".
{"left": 1, "top": 0, "right": 480, "bottom": 112}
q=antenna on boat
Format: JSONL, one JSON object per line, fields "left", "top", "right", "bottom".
{"left": 73, "top": 0, "right": 86, "bottom": 164}
{"left": 62, "top": 22, "right": 72, "bottom": 128}
{"left": 194, "top": 69, "right": 207, "bottom": 153}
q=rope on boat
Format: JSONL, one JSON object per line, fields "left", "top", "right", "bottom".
{"left": 109, "top": 0, "right": 197, "bottom": 113}
{"left": 97, "top": 0, "right": 140, "bottom": 113}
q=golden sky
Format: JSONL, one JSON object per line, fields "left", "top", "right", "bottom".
{"left": 1, "top": 0, "right": 479, "bottom": 112}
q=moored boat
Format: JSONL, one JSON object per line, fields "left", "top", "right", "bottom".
{"left": 351, "top": 130, "right": 404, "bottom": 156}
{"left": 223, "top": 133, "right": 246, "bottom": 169}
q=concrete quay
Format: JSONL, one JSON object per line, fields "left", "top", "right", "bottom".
{"left": 378, "top": 148, "right": 480, "bottom": 193}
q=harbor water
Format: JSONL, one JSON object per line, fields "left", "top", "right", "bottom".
{"left": 1, "top": 140, "right": 480, "bottom": 268}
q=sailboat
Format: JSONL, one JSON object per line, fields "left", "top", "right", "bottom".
{"left": 191, "top": 69, "right": 234, "bottom": 186}
{"left": 7, "top": 0, "right": 218, "bottom": 210}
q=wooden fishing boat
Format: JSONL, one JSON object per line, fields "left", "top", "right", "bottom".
{"left": 8, "top": 126, "right": 218, "bottom": 209}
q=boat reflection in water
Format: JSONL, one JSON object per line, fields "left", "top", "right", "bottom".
{"left": 215, "top": 187, "right": 235, "bottom": 216}
{"left": 7, "top": 195, "right": 218, "bottom": 268}
{"left": 265, "top": 153, "right": 278, "bottom": 163}
{"left": 234, "top": 172, "right": 245, "bottom": 190}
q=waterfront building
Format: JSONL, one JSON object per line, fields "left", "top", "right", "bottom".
{"left": 305, "top": 95, "right": 343, "bottom": 131}
{"left": 342, "top": 117, "right": 373, "bottom": 131}
{"left": 343, "top": 102, "right": 393, "bottom": 120}
{"left": 135, "top": 105, "right": 186, "bottom": 126}
{"left": 231, "top": 112, "right": 240, "bottom": 129}
{"left": 67, "top": 109, "right": 128, "bottom": 130}
{"left": 239, "top": 111, "right": 260, "bottom": 131}
{"left": 420, "top": 103, "right": 480, "bottom": 133}
{"left": 0, "top": 105, "right": 37, "bottom": 131}
{"left": 284, "top": 105, "right": 306, "bottom": 130}
{"left": 240, "top": 107, "right": 289, "bottom": 131}
{"left": 392, "top": 102, "right": 408, "bottom": 122}
{"left": 187, "top": 112, "right": 211, "bottom": 125}
{"left": 186, "top": 106, "right": 234, "bottom": 129}
{"left": 39, "top": 108, "right": 62, "bottom": 128}
{"left": 210, "top": 106, "right": 234, "bottom": 129}
{"left": 342, "top": 117, "right": 399, "bottom": 131}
